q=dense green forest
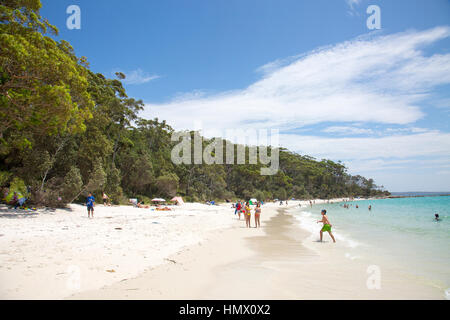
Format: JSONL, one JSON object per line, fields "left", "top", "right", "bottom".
{"left": 0, "top": 0, "right": 389, "bottom": 207}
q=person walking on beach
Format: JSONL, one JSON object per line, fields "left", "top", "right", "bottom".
{"left": 86, "top": 193, "right": 95, "bottom": 218}
{"left": 245, "top": 201, "right": 251, "bottom": 228}
{"left": 236, "top": 201, "right": 242, "bottom": 220}
{"left": 234, "top": 201, "right": 241, "bottom": 220}
{"left": 255, "top": 202, "right": 261, "bottom": 228}
{"left": 317, "top": 210, "right": 336, "bottom": 243}
{"left": 102, "top": 192, "right": 110, "bottom": 206}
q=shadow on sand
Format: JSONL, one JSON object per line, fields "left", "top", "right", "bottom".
{"left": 0, "top": 206, "right": 73, "bottom": 219}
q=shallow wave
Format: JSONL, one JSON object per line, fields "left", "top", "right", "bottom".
{"left": 292, "top": 208, "right": 362, "bottom": 248}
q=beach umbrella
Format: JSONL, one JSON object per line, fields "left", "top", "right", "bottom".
{"left": 170, "top": 196, "right": 185, "bottom": 205}
{"left": 152, "top": 198, "right": 166, "bottom": 202}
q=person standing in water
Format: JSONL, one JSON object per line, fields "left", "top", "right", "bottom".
{"left": 255, "top": 202, "right": 261, "bottom": 228}
{"left": 317, "top": 209, "right": 336, "bottom": 243}
{"left": 86, "top": 193, "right": 95, "bottom": 218}
{"left": 368, "top": 205, "right": 372, "bottom": 211}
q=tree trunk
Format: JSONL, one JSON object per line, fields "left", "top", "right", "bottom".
{"left": 39, "top": 136, "right": 67, "bottom": 192}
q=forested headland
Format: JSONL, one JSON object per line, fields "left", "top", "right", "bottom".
{"left": 0, "top": 1, "right": 390, "bottom": 207}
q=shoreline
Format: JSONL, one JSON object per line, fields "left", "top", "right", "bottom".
{"left": 301, "top": 197, "right": 450, "bottom": 298}
{"left": 70, "top": 200, "right": 443, "bottom": 300}
{"left": 386, "top": 194, "right": 450, "bottom": 199}
{"left": 1, "top": 199, "right": 444, "bottom": 299}
{"left": 68, "top": 202, "right": 281, "bottom": 299}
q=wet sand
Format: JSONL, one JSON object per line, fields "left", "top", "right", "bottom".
{"left": 72, "top": 204, "right": 442, "bottom": 299}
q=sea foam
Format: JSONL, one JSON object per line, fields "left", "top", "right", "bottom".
{"left": 292, "top": 208, "right": 361, "bottom": 248}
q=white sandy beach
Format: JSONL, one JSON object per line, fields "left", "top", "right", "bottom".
{"left": 0, "top": 199, "right": 444, "bottom": 300}
{"left": 0, "top": 202, "right": 234, "bottom": 299}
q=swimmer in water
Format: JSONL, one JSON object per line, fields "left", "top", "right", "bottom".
{"left": 435, "top": 213, "right": 440, "bottom": 221}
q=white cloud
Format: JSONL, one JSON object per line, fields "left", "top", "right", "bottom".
{"left": 141, "top": 27, "right": 450, "bottom": 190}
{"left": 143, "top": 27, "right": 450, "bottom": 134}
{"left": 171, "top": 90, "right": 207, "bottom": 102}
{"left": 346, "top": 0, "right": 361, "bottom": 7}
{"left": 320, "top": 126, "right": 431, "bottom": 136}
{"left": 278, "top": 131, "right": 450, "bottom": 190}
{"left": 279, "top": 130, "right": 450, "bottom": 191}
{"left": 322, "top": 126, "right": 374, "bottom": 135}
{"left": 114, "top": 68, "right": 159, "bottom": 85}
{"left": 385, "top": 127, "right": 429, "bottom": 134}
{"left": 279, "top": 131, "right": 450, "bottom": 162}
{"left": 346, "top": 0, "right": 362, "bottom": 16}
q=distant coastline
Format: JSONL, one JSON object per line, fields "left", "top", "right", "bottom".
{"left": 387, "top": 192, "right": 450, "bottom": 199}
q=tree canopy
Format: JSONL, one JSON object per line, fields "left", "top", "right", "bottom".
{"left": 0, "top": 0, "right": 389, "bottom": 207}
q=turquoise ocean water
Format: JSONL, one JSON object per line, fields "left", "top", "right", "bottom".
{"left": 293, "top": 196, "right": 450, "bottom": 296}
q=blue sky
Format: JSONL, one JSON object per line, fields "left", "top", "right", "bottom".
{"left": 41, "top": 0, "right": 450, "bottom": 192}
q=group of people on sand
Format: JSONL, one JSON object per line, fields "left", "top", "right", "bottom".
{"left": 233, "top": 199, "right": 336, "bottom": 242}
{"left": 85, "top": 192, "right": 111, "bottom": 218}
{"left": 1, "top": 187, "right": 30, "bottom": 210}
{"left": 234, "top": 200, "right": 262, "bottom": 228}
{"left": 86, "top": 192, "right": 176, "bottom": 218}
{"left": 129, "top": 198, "right": 172, "bottom": 211}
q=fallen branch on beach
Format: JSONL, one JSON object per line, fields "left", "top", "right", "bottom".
{"left": 165, "top": 258, "right": 178, "bottom": 264}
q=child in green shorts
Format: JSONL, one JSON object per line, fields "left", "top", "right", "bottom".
{"left": 317, "top": 209, "right": 336, "bottom": 243}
